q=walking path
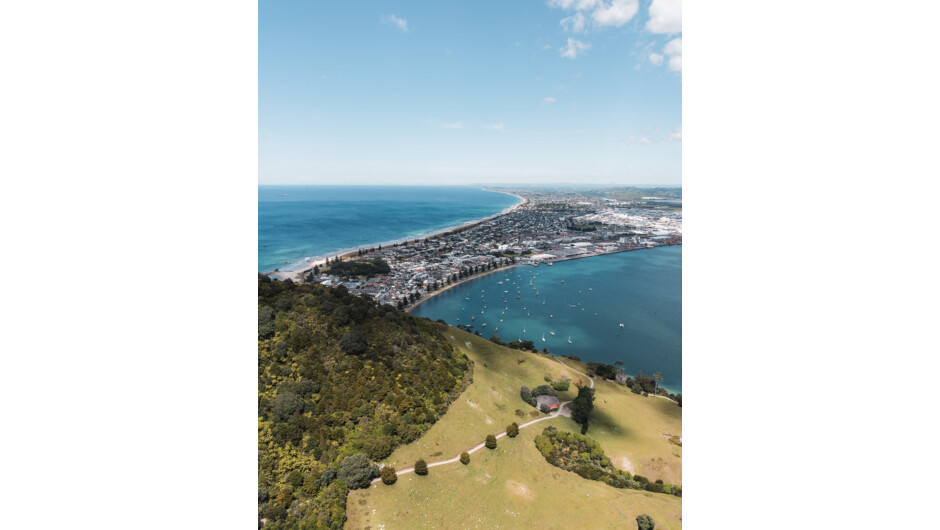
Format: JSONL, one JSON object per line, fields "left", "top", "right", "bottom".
{"left": 371, "top": 365, "right": 594, "bottom": 484}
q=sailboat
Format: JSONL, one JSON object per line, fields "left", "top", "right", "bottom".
{"left": 541, "top": 332, "right": 546, "bottom": 342}
{"left": 619, "top": 323, "right": 624, "bottom": 328}
{"left": 568, "top": 336, "right": 572, "bottom": 343}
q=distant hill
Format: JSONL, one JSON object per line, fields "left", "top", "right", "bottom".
{"left": 257, "top": 277, "right": 470, "bottom": 528}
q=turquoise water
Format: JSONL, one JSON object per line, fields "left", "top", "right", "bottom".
{"left": 258, "top": 186, "right": 521, "bottom": 272}
{"left": 412, "top": 246, "right": 682, "bottom": 392}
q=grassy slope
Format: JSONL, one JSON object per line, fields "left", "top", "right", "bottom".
{"left": 346, "top": 327, "right": 682, "bottom": 528}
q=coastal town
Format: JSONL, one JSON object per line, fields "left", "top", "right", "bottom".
{"left": 273, "top": 189, "right": 682, "bottom": 310}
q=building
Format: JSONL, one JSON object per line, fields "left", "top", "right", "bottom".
{"left": 536, "top": 395, "right": 560, "bottom": 412}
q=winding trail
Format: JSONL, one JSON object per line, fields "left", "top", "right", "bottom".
{"left": 371, "top": 364, "right": 593, "bottom": 484}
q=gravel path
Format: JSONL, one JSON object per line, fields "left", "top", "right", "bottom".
{"left": 371, "top": 363, "right": 594, "bottom": 484}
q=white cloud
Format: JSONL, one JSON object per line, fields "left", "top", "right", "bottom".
{"left": 648, "top": 52, "right": 663, "bottom": 65}
{"left": 486, "top": 123, "right": 505, "bottom": 130}
{"left": 381, "top": 14, "right": 409, "bottom": 32}
{"left": 560, "top": 12, "right": 587, "bottom": 32}
{"left": 542, "top": 97, "right": 557, "bottom": 104}
{"left": 663, "top": 37, "right": 681, "bottom": 56}
{"left": 664, "top": 37, "right": 682, "bottom": 72}
{"left": 444, "top": 122, "right": 464, "bottom": 129}
{"left": 591, "top": 0, "right": 639, "bottom": 27}
{"left": 639, "top": 137, "right": 652, "bottom": 145}
{"left": 669, "top": 125, "right": 681, "bottom": 141}
{"left": 647, "top": 0, "right": 682, "bottom": 34}
{"left": 549, "top": 0, "right": 601, "bottom": 10}
{"left": 668, "top": 54, "right": 682, "bottom": 72}
{"left": 560, "top": 38, "right": 591, "bottom": 59}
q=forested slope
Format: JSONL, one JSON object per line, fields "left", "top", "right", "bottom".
{"left": 257, "top": 276, "right": 470, "bottom": 528}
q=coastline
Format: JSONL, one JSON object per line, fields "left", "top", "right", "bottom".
{"left": 267, "top": 190, "right": 528, "bottom": 283}
{"left": 405, "top": 243, "right": 681, "bottom": 314}
{"left": 405, "top": 264, "right": 520, "bottom": 314}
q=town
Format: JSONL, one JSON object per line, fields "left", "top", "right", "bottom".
{"left": 296, "top": 189, "right": 682, "bottom": 309}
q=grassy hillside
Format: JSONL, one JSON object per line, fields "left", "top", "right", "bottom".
{"left": 347, "top": 327, "right": 682, "bottom": 528}
{"left": 257, "top": 277, "right": 470, "bottom": 528}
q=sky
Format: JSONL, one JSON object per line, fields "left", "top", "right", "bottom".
{"left": 260, "top": 0, "right": 681, "bottom": 186}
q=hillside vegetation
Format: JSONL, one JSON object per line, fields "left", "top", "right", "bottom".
{"left": 347, "top": 328, "right": 682, "bottom": 529}
{"left": 257, "top": 277, "right": 470, "bottom": 528}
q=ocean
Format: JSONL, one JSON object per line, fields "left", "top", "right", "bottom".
{"left": 258, "top": 186, "right": 522, "bottom": 272}
{"left": 411, "top": 246, "right": 683, "bottom": 392}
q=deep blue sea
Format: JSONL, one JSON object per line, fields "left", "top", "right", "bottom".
{"left": 258, "top": 186, "right": 521, "bottom": 272}
{"left": 412, "top": 246, "right": 682, "bottom": 392}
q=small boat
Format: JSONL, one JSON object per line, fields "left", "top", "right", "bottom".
{"left": 568, "top": 336, "right": 572, "bottom": 344}
{"left": 517, "top": 296, "right": 521, "bottom": 299}
{"left": 550, "top": 314, "right": 553, "bottom": 318}
{"left": 482, "top": 323, "right": 487, "bottom": 327}
{"left": 541, "top": 333, "right": 546, "bottom": 342}
{"left": 550, "top": 331, "right": 555, "bottom": 336}
{"left": 471, "top": 316, "right": 475, "bottom": 321}
{"left": 561, "top": 280, "right": 565, "bottom": 283}
{"left": 619, "top": 323, "right": 624, "bottom": 328}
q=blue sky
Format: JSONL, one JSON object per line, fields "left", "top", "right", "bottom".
{"left": 260, "top": 0, "right": 681, "bottom": 186}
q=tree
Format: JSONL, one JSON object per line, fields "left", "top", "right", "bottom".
{"left": 460, "top": 452, "right": 470, "bottom": 465}
{"left": 380, "top": 466, "right": 397, "bottom": 485}
{"left": 570, "top": 385, "right": 595, "bottom": 425}
{"left": 520, "top": 385, "right": 531, "bottom": 403}
{"left": 414, "top": 459, "right": 428, "bottom": 475}
{"left": 337, "top": 452, "right": 377, "bottom": 489}
{"left": 485, "top": 434, "right": 497, "bottom": 449}
{"left": 506, "top": 422, "right": 519, "bottom": 437}
{"left": 636, "top": 514, "right": 655, "bottom": 530}
{"left": 339, "top": 328, "right": 368, "bottom": 355}
{"left": 272, "top": 391, "right": 304, "bottom": 420}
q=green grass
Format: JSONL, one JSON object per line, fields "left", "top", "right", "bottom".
{"left": 347, "top": 327, "right": 682, "bottom": 528}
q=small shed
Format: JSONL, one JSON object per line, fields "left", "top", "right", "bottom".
{"left": 536, "top": 395, "right": 560, "bottom": 412}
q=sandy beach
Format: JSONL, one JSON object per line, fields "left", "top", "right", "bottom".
{"left": 267, "top": 190, "right": 528, "bottom": 283}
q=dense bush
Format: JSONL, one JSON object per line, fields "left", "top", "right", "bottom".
{"left": 533, "top": 426, "right": 680, "bottom": 498}
{"left": 636, "top": 514, "right": 656, "bottom": 530}
{"left": 414, "top": 459, "right": 428, "bottom": 476}
{"left": 460, "top": 452, "right": 470, "bottom": 465}
{"left": 257, "top": 277, "right": 470, "bottom": 528}
{"left": 485, "top": 434, "right": 497, "bottom": 449}
{"left": 551, "top": 379, "right": 570, "bottom": 391}
{"left": 380, "top": 466, "right": 397, "bottom": 485}
{"left": 586, "top": 362, "right": 619, "bottom": 380}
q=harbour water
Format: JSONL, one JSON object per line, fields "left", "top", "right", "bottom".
{"left": 412, "top": 246, "right": 682, "bottom": 392}
{"left": 259, "top": 186, "right": 521, "bottom": 272}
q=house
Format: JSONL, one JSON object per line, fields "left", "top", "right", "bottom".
{"left": 536, "top": 395, "right": 560, "bottom": 412}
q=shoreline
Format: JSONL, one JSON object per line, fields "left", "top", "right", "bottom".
{"left": 405, "top": 264, "right": 520, "bottom": 314}
{"left": 266, "top": 190, "right": 528, "bottom": 283}
{"left": 405, "top": 243, "right": 681, "bottom": 313}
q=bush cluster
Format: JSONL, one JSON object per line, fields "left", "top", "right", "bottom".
{"left": 533, "top": 426, "right": 682, "bottom": 498}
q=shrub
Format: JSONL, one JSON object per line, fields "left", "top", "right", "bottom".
{"left": 260, "top": 504, "right": 287, "bottom": 521}
{"left": 539, "top": 404, "right": 550, "bottom": 414}
{"left": 380, "top": 466, "right": 397, "bottom": 485}
{"left": 287, "top": 470, "right": 304, "bottom": 488}
{"left": 271, "top": 391, "right": 304, "bottom": 420}
{"left": 636, "top": 514, "right": 655, "bottom": 530}
{"left": 460, "top": 452, "right": 470, "bottom": 465}
{"left": 485, "top": 434, "right": 497, "bottom": 449}
{"left": 633, "top": 475, "right": 649, "bottom": 484}
{"left": 520, "top": 385, "right": 531, "bottom": 403}
{"left": 514, "top": 409, "right": 524, "bottom": 418}
{"left": 337, "top": 452, "right": 375, "bottom": 489}
{"left": 551, "top": 379, "right": 570, "bottom": 392}
{"left": 506, "top": 422, "right": 519, "bottom": 438}
{"left": 531, "top": 384, "right": 557, "bottom": 398}
{"left": 414, "top": 459, "right": 428, "bottom": 475}
{"left": 274, "top": 486, "right": 293, "bottom": 506}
